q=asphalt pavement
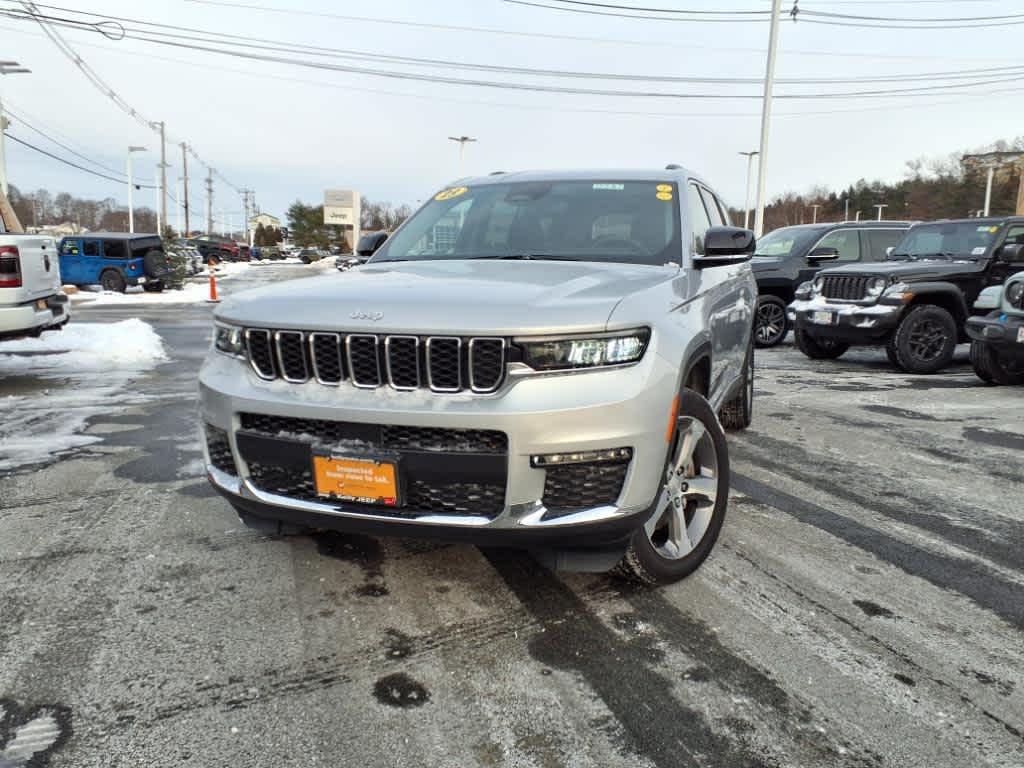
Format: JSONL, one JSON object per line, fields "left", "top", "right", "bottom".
{"left": 1, "top": 262, "right": 1021, "bottom": 768}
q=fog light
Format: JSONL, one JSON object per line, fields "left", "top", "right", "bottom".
{"left": 531, "top": 447, "right": 632, "bottom": 467}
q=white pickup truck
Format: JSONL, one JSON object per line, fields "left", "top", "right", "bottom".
{"left": 0, "top": 228, "right": 70, "bottom": 341}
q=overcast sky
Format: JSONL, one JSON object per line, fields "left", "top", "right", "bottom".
{"left": 2, "top": 0, "right": 1022, "bottom": 227}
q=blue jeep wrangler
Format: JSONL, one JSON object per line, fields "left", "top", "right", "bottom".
{"left": 58, "top": 233, "right": 172, "bottom": 293}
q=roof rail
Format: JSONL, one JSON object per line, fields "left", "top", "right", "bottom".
{"left": 665, "top": 163, "right": 682, "bottom": 170}
{"left": 489, "top": 171, "right": 506, "bottom": 176}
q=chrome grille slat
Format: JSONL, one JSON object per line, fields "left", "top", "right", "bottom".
{"left": 242, "top": 328, "right": 504, "bottom": 393}
{"left": 347, "top": 334, "right": 382, "bottom": 388}
{"left": 385, "top": 335, "right": 420, "bottom": 390}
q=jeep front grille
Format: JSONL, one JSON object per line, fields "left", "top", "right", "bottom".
{"left": 821, "top": 275, "right": 872, "bottom": 302}
{"left": 242, "top": 328, "right": 507, "bottom": 393}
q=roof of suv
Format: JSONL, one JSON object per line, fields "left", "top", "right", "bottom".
{"left": 75, "top": 232, "right": 161, "bottom": 240}
{"left": 451, "top": 168, "right": 702, "bottom": 187}
{"left": 772, "top": 221, "right": 913, "bottom": 232}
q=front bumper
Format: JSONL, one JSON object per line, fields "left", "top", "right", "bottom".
{"left": 198, "top": 348, "right": 678, "bottom": 546}
{"left": 966, "top": 312, "right": 1024, "bottom": 359}
{"left": 789, "top": 295, "right": 902, "bottom": 342}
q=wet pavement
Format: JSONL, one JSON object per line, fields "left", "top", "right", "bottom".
{"left": 1, "top": 261, "right": 1021, "bottom": 767}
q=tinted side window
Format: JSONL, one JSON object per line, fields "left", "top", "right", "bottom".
{"left": 61, "top": 240, "right": 80, "bottom": 256}
{"left": 688, "top": 184, "right": 712, "bottom": 255}
{"left": 865, "top": 229, "right": 905, "bottom": 261}
{"left": 698, "top": 187, "right": 726, "bottom": 227}
{"left": 816, "top": 230, "right": 861, "bottom": 262}
{"left": 83, "top": 240, "right": 100, "bottom": 257}
{"left": 1003, "top": 224, "right": 1024, "bottom": 244}
{"left": 714, "top": 194, "right": 732, "bottom": 226}
{"left": 103, "top": 240, "right": 127, "bottom": 259}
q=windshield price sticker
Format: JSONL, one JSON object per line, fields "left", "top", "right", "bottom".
{"left": 656, "top": 191, "right": 673, "bottom": 201}
{"left": 593, "top": 183, "right": 625, "bottom": 190}
{"left": 656, "top": 184, "right": 672, "bottom": 192}
{"left": 434, "top": 186, "right": 468, "bottom": 201}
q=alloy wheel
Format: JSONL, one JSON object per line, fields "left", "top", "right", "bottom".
{"left": 645, "top": 416, "right": 719, "bottom": 560}
{"left": 907, "top": 318, "right": 948, "bottom": 362}
{"left": 756, "top": 302, "right": 786, "bottom": 345}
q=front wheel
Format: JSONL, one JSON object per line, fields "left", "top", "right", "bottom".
{"left": 795, "top": 328, "right": 849, "bottom": 360}
{"left": 100, "top": 269, "right": 126, "bottom": 293}
{"left": 971, "top": 340, "right": 1024, "bottom": 385}
{"left": 614, "top": 389, "right": 729, "bottom": 586}
{"left": 889, "top": 304, "right": 957, "bottom": 374}
{"left": 754, "top": 295, "right": 788, "bottom": 348}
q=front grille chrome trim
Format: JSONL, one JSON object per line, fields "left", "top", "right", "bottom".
{"left": 346, "top": 334, "right": 382, "bottom": 389}
{"left": 425, "top": 336, "right": 462, "bottom": 393}
{"left": 244, "top": 328, "right": 276, "bottom": 380}
{"left": 308, "top": 332, "right": 343, "bottom": 386}
{"left": 384, "top": 335, "right": 421, "bottom": 391}
{"left": 274, "top": 330, "right": 309, "bottom": 383}
{"left": 468, "top": 337, "right": 506, "bottom": 393}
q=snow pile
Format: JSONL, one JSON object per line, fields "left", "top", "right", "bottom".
{"left": 0, "top": 319, "right": 167, "bottom": 371}
{"left": 70, "top": 280, "right": 216, "bottom": 306}
{"left": 0, "top": 320, "right": 168, "bottom": 470}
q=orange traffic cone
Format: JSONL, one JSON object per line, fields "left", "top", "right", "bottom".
{"left": 207, "top": 271, "right": 220, "bottom": 303}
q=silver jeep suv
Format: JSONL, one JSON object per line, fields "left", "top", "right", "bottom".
{"left": 199, "top": 169, "right": 756, "bottom": 584}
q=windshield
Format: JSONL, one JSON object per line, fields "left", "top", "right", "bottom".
{"left": 753, "top": 226, "right": 821, "bottom": 259}
{"left": 889, "top": 221, "right": 999, "bottom": 261}
{"left": 371, "top": 180, "right": 681, "bottom": 266}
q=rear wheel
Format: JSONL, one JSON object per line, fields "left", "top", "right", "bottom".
{"left": 614, "top": 390, "right": 729, "bottom": 586}
{"left": 890, "top": 304, "right": 957, "bottom": 374}
{"left": 754, "top": 295, "right": 788, "bottom": 348}
{"left": 719, "top": 342, "right": 754, "bottom": 430}
{"left": 971, "top": 340, "right": 1024, "bottom": 385}
{"left": 795, "top": 328, "right": 849, "bottom": 360}
{"left": 100, "top": 269, "right": 126, "bottom": 293}
{"left": 142, "top": 281, "right": 164, "bottom": 293}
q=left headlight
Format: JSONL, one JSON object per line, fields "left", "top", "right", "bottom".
{"left": 866, "top": 276, "right": 888, "bottom": 298}
{"left": 214, "top": 322, "right": 245, "bottom": 358}
{"left": 1007, "top": 281, "right": 1024, "bottom": 309}
{"left": 519, "top": 329, "right": 650, "bottom": 371}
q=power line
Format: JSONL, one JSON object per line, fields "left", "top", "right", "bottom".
{"left": 6, "top": 133, "right": 157, "bottom": 187}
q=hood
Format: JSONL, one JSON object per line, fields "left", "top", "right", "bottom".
{"left": 822, "top": 259, "right": 984, "bottom": 281}
{"left": 215, "top": 259, "right": 675, "bottom": 335}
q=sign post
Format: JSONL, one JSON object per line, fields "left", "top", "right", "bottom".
{"left": 324, "top": 189, "right": 360, "bottom": 254}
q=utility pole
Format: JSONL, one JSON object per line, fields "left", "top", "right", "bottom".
{"left": 181, "top": 142, "right": 190, "bottom": 235}
{"left": 126, "top": 145, "right": 146, "bottom": 233}
{"left": 811, "top": 204, "right": 820, "bottom": 224}
{"left": 0, "top": 61, "right": 32, "bottom": 198}
{"left": 175, "top": 178, "right": 182, "bottom": 235}
{"left": 448, "top": 135, "right": 477, "bottom": 176}
{"left": 753, "top": 0, "right": 783, "bottom": 238}
{"left": 154, "top": 121, "right": 167, "bottom": 237}
{"left": 205, "top": 167, "right": 213, "bottom": 234}
{"left": 874, "top": 204, "right": 888, "bottom": 221}
{"left": 739, "top": 151, "right": 759, "bottom": 230}
{"left": 844, "top": 198, "right": 850, "bottom": 222}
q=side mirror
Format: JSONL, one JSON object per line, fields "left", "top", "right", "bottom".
{"left": 886, "top": 246, "right": 895, "bottom": 257}
{"left": 808, "top": 246, "right": 839, "bottom": 262}
{"left": 357, "top": 232, "right": 388, "bottom": 257}
{"left": 997, "top": 243, "right": 1024, "bottom": 263}
{"left": 694, "top": 226, "right": 755, "bottom": 268}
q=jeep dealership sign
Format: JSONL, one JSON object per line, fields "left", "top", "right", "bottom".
{"left": 324, "top": 189, "right": 360, "bottom": 226}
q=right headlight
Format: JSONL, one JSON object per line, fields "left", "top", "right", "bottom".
{"left": 518, "top": 329, "right": 650, "bottom": 371}
{"left": 1007, "top": 281, "right": 1024, "bottom": 309}
{"left": 866, "top": 277, "right": 888, "bottom": 298}
{"left": 213, "top": 322, "right": 245, "bottom": 358}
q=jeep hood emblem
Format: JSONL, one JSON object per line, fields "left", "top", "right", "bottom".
{"left": 350, "top": 310, "right": 383, "bottom": 321}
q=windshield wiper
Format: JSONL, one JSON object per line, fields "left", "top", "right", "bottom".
{"left": 474, "top": 254, "right": 579, "bottom": 261}
{"left": 887, "top": 252, "right": 915, "bottom": 261}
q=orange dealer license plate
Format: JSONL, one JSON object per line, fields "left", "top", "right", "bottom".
{"left": 312, "top": 454, "right": 400, "bottom": 507}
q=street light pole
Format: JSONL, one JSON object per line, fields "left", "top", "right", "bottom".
{"left": 811, "top": 204, "right": 820, "bottom": 224}
{"left": 874, "top": 204, "right": 888, "bottom": 221}
{"left": 448, "top": 135, "right": 477, "bottom": 176}
{"left": 739, "top": 151, "right": 759, "bottom": 230}
{"left": 983, "top": 167, "right": 994, "bottom": 217}
{"left": 0, "top": 61, "right": 32, "bottom": 199}
{"left": 753, "top": 0, "right": 783, "bottom": 238}
{"left": 126, "top": 145, "right": 146, "bottom": 233}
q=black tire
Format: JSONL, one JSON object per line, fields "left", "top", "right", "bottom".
{"left": 889, "top": 304, "right": 958, "bottom": 374}
{"left": 719, "top": 342, "right": 754, "bottom": 430}
{"left": 885, "top": 340, "right": 901, "bottom": 368}
{"left": 231, "top": 505, "right": 308, "bottom": 536}
{"left": 301, "top": 256, "right": 311, "bottom": 264}
{"left": 142, "top": 249, "right": 167, "bottom": 278}
{"left": 794, "top": 328, "right": 849, "bottom": 360}
{"left": 754, "top": 295, "right": 788, "bottom": 348}
{"left": 971, "top": 340, "right": 1024, "bottom": 385}
{"left": 100, "top": 269, "right": 126, "bottom": 293}
{"left": 613, "top": 389, "right": 729, "bottom": 586}
{"left": 142, "top": 281, "right": 164, "bottom": 293}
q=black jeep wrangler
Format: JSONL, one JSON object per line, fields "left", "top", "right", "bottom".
{"left": 788, "top": 217, "right": 1024, "bottom": 373}
{"left": 751, "top": 221, "right": 910, "bottom": 347}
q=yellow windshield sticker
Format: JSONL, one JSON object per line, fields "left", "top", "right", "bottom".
{"left": 656, "top": 184, "right": 673, "bottom": 193}
{"left": 434, "top": 186, "right": 468, "bottom": 201}
{"left": 656, "top": 191, "right": 673, "bottom": 201}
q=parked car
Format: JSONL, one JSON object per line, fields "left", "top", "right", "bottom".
{"left": 788, "top": 217, "right": 1024, "bottom": 373}
{"left": 297, "top": 248, "right": 323, "bottom": 264}
{"left": 58, "top": 233, "right": 172, "bottom": 293}
{"left": 262, "top": 246, "right": 283, "bottom": 260}
{"left": 172, "top": 240, "right": 204, "bottom": 274}
{"left": 752, "top": 221, "right": 912, "bottom": 347}
{"left": 0, "top": 231, "right": 69, "bottom": 341}
{"left": 337, "top": 232, "right": 389, "bottom": 271}
{"left": 199, "top": 168, "right": 756, "bottom": 585}
{"left": 236, "top": 243, "right": 251, "bottom": 261}
{"left": 192, "top": 234, "right": 239, "bottom": 263}
{"left": 967, "top": 270, "right": 1024, "bottom": 384}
